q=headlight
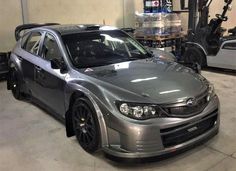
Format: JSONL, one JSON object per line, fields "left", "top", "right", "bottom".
{"left": 116, "top": 102, "right": 161, "bottom": 120}
{"left": 207, "top": 83, "right": 216, "bottom": 101}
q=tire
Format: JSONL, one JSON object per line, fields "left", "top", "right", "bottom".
{"left": 9, "top": 68, "right": 22, "bottom": 100}
{"left": 72, "top": 97, "right": 100, "bottom": 153}
{"left": 183, "top": 47, "right": 207, "bottom": 67}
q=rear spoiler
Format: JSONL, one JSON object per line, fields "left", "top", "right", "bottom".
{"left": 15, "top": 23, "right": 60, "bottom": 41}
{"left": 121, "top": 28, "right": 135, "bottom": 33}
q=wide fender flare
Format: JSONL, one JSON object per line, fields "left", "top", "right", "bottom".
{"left": 7, "top": 54, "right": 24, "bottom": 89}
{"left": 64, "top": 82, "right": 109, "bottom": 147}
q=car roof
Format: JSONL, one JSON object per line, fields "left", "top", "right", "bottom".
{"left": 42, "top": 24, "right": 118, "bottom": 35}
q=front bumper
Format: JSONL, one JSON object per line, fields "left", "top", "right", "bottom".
{"left": 102, "top": 96, "right": 220, "bottom": 159}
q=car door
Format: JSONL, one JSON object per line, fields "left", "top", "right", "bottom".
{"left": 20, "top": 31, "right": 44, "bottom": 95}
{"left": 34, "top": 32, "right": 67, "bottom": 116}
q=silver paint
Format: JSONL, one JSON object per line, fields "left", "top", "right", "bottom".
{"left": 9, "top": 25, "right": 220, "bottom": 158}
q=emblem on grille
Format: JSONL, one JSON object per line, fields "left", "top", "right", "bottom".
{"left": 186, "top": 98, "right": 196, "bottom": 106}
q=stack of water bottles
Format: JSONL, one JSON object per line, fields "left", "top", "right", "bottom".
{"left": 134, "top": 0, "right": 182, "bottom": 37}
{"left": 144, "top": 0, "right": 173, "bottom": 13}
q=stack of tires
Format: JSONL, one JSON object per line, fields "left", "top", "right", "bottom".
{"left": 0, "top": 52, "right": 10, "bottom": 80}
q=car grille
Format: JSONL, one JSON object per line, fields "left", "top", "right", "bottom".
{"left": 161, "top": 111, "right": 218, "bottom": 148}
{"left": 161, "top": 92, "right": 209, "bottom": 118}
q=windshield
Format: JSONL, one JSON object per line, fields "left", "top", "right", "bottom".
{"left": 62, "top": 30, "right": 150, "bottom": 68}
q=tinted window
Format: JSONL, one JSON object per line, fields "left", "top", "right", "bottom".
{"left": 25, "top": 32, "right": 42, "bottom": 55}
{"left": 42, "top": 33, "right": 62, "bottom": 61}
{"left": 62, "top": 30, "right": 150, "bottom": 68}
{"left": 223, "top": 42, "right": 236, "bottom": 50}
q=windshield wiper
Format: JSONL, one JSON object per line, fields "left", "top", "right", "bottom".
{"left": 129, "top": 54, "right": 151, "bottom": 60}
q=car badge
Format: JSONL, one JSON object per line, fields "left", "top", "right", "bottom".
{"left": 187, "top": 126, "right": 198, "bottom": 132}
{"left": 186, "top": 98, "right": 196, "bottom": 106}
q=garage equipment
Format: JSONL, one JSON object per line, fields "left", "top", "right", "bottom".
{"left": 228, "top": 27, "right": 236, "bottom": 36}
{"left": 181, "top": 0, "right": 236, "bottom": 69}
{"left": 0, "top": 52, "right": 10, "bottom": 79}
{"left": 134, "top": 12, "right": 184, "bottom": 54}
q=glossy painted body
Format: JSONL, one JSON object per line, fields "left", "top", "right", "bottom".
{"left": 8, "top": 25, "right": 220, "bottom": 158}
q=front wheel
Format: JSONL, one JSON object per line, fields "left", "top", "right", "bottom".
{"left": 183, "top": 47, "right": 207, "bottom": 67}
{"left": 72, "top": 97, "right": 100, "bottom": 153}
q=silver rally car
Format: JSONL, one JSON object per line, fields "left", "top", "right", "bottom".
{"left": 7, "top": 24, "right": 220, "bottom": 159}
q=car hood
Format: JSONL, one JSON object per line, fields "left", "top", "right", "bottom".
{"left": 80, "top": 58, "right": 208, "bottom": 104}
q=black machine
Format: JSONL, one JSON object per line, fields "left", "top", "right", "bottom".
{"left": 180, "top": 0, "right": 234, "bottom": 67}
{"left": 0, "top": 52, "right": 10, "bottom": 79}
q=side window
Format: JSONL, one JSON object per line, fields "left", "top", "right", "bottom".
{"left": 41, "top": 33, "right": 63, "bottom": 61}
{"left": 21, "top": 33, "right": 30, "bottom": 49}
{"left": 222, "top": 42, "right": 236, "bottom": 50}
{"left": 25, "top": 32, "right": 42, "bottom": 55}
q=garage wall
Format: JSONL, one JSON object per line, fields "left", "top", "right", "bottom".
{"left": 27, "top": 0, "right": 124, "bottom": 27}
{"left": 0, "top": 0, "right": 235, "bottom": 52}
{"left": 124, "top": 0, "right": 143, "bottom": 27}
{"left": 27, "top": 0, "right": 144, "bottom": 28}
{"left": 0, "top": 0, "right": 22, "bottom": 52}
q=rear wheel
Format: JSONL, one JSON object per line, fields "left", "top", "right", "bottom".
{"left": 72, "top": 97, "right": 100, "bottom": 153}
{"left": 183, "top": 47, "right": 207, "bottom": 67}
{"left": 9, "top": 69, "right": 22, "bottom": 100}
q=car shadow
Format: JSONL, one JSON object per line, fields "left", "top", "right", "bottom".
{"left": 203, "top": 67, "right": 236, "bottom": 76}
{"left": 92, "top": 144, "right": 208, "bottom": 168}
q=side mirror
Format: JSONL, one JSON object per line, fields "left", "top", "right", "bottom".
{"left": 50, "top": 58, "right": 67, "bottom": 73}
{"left": 50, "top": 58, "right": 61, "bottom": 69}
{"left": 149, "top": 48, "right": 177, "bottom": 62}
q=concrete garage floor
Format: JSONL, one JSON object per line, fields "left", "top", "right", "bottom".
{"left": 0, "top": 70, "right": 236, "bottom": 171}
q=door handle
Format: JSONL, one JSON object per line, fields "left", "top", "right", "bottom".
{"left": 35, "top": 65, "right": 42, "bottom": 71}
{"left": 17, "top": 55, "right": 23, "bottom": 61}
{"left": 34, "top": 65, "right": 45, "bottom": 80}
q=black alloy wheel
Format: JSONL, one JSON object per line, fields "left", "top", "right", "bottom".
{"left": 10, "top": 69, "right": 22, "bottom": 100}
{"left": 72, "top": 98, "right": 100, "bottom": 153}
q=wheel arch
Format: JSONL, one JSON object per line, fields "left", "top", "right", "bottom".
{"left": 65, "top": 91, "right": 85, "bottom": 137}
{"left": 7, "top": 60, "right": 24, "bottom": 90}
{"left": 65, "top": 88, "right": 109, "bottom": 147}
{"left": 186, "top": 42, "right": 207, "bottom": 56}
{"left": 184, "top": 42, "right": 208, "bottom": 67}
